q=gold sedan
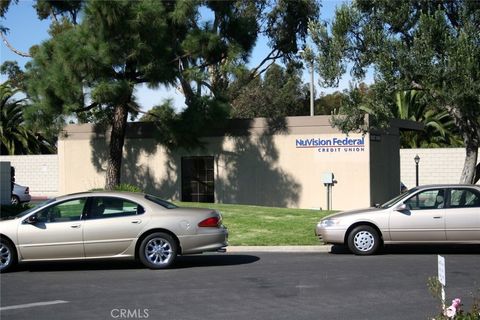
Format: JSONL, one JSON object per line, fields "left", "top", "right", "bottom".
{"left": 316, "top": 185, "right": 480, "bottom": 255}
{"left": 0, "top": 192, "right": 228, "bottom": 272}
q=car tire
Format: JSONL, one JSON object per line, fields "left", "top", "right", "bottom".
{"left": 0, "top": 239, "right": 17, "bottom": 273}
{"left": 138, "top": 232, "right": 177, "bottom": 269}
{"left": 11, "top": 195, "right": 19, "bottom": 205}
{"left": 347, "top": 225, "right": 381, "bottom": 255}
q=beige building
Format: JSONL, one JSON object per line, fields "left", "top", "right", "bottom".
{"left": 58, "top": 116, "right": 418, "bottom": 211}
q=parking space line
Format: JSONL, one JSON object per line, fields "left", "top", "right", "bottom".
{"left": 0, "top": 300, "right": 69, "bottom": 311}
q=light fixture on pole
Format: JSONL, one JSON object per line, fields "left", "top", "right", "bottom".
{"left": 298, "top": 48, "right": 315, "bottom": 116}
{"left": 414, "top": 155, "right": 420, "bottom": 187}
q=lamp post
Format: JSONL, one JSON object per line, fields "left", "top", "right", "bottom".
{"left": 298, "top": 48, "right": 315, "bottom": 116}
{"left": 414, "top": 155, "right": 420, "bottom": 187}
{"left": 308, "top": 58, "right": 314, "bottom": 117}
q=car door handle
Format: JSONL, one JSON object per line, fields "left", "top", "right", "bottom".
{"left": 433, "top": 216, "right": 443, "bottom": 219}
{"left": 70, "top": 224, "right": 81, "bottom": 228}
{"left": 131, "top": 219, "right": 142, "bottom": 224}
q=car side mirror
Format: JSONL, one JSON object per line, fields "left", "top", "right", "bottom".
{"left": 394, "top": 204, "right": 408, "bottom": 211}
{"left": 24, "top": 215, "right": 38, "bottom": 224}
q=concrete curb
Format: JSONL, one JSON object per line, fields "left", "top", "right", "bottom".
{"left": 226, "top": 245, "right": 332, "bottom": 253}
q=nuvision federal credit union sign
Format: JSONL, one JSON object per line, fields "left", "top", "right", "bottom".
{"left": 295, "top": 136, "right": 366, "bottom": 153}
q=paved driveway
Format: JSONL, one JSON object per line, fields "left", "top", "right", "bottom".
{"left": 1, "top": 245, "right": 479, "bottom": 320}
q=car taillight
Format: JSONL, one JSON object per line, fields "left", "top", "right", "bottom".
{"left": 25, "top": 187, "right": 29, "bottom": 194}
{"left": 198, "top": 216, "right": 220, "bottom": 228}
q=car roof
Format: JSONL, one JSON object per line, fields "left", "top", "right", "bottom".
{"left": 54, "top": 191, "right": 148, "bottom": 202}
{"left": 416, "top": 184, "right": 480, "bottom": 188}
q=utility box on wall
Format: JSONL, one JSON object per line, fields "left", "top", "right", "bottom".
{"left": 0, "top": 162, "right": 11, "bottom": 205}
{"left": 322, "top": 172, "right": 334, "bottom": 184}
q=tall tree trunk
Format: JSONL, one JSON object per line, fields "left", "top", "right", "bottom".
{"left": 460, "top": 117, "right": 480, "bottom": 184}
{"left": 459, "top": 139, "right": 479, "bottom": 184}
{"left": 178, "top": 73, "right": 195, "bottom": 107}
{"left": 475, "top": 163, "right": 480, "bottom": 184}
{"left": 447, "top": 104, "right": 480, "bottom": 184}
{"left": 105, "top": 104, "right": 129, "bottom": 190}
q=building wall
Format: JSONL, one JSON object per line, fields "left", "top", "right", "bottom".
{"left": 59, "top": 118, "right": 375, "bottom": 210}
{"left": 399, "top": 148, "right": 479, "bottom": 188}
{"left": 214, "top": 132, "right": 371, "bottom": 210}
{"left": 3, "top": 144, "right": 478, "bottom": 205}
{"left": 0, "top": 155, "right": 58, "bottom": 198}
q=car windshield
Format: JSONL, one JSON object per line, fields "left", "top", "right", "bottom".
{"left": 145, "top": 194, "right": 178, "bottom": 209}
{"left": 380, "top": 188, "right": 418, "bottom": 209}
{"left": 15, "top": 198, "right": 56, "bottom": 218}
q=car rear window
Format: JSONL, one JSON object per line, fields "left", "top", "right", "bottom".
{"left": 145, "top": 195, "right": 178, "bottom": 209}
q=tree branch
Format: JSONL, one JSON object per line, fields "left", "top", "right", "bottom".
{"left": 127, "top": 102, "right": 172, "bottom": 121}
{"left": 249, "top": 49, "right": 283, "bottom": 78}
{"left": 0, "top": 32, "right": 30, "bottom": 57}
{"left": 50, "top": 11, "right": 58, "bottom": 23}
{"left": 254, "top": 60, "right": 277, "bottom": 79}
{"left": 199, "top": 80, "right": 214, "bottom": 95}
{"left": 74, "top": 102, "right": 98, "bottom": 113}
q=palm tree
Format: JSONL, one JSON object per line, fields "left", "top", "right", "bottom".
{"left": 394, "top": 90, "right": 463, "bottom": 148}
{"left": 0, "top": 82, "right": 56, "bottom": 155}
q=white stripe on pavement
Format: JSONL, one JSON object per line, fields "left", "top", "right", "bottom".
{"left": 0, "top": 300, "right": 69, "bottom": 311}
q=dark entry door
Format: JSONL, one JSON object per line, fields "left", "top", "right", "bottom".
{"left": 181, "top": 156, "right": 214, "bottom": 203}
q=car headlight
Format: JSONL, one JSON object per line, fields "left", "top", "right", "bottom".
{"left": 319, "top": 219, "right": 341, "bottom": 227}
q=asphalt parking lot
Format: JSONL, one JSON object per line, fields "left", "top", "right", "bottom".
{"left": 1, "top": 245, "right": 479, "bottom": 320}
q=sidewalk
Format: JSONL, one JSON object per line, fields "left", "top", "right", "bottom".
{"left": 227, "top": 245, "right": 332, "bottom": 253}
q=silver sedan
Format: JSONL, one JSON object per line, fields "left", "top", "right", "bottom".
{"left": 316, "top": 185, "right": 480, "bottom": 255}
{"left": 11, "top": 183, "right": 31, "bottom": 205}
{"left": 0, "top": 192, "right": 228, "bottom": 272}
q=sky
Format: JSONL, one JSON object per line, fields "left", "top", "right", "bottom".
{"left": 0, "top": 0, "right": 363, "bottom": 113}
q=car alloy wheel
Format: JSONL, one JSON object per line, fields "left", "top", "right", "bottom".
{"left": 11, "top": 195, "right": 19, "bottom": 205}
{"left": 347, "top": 225, "right": 380, "bottom": 255}
{"left": 0, "top": 240, "right": 15, "bottom": 272}
{"left": 139, "top": 233, "right": 177, "bottom": 269}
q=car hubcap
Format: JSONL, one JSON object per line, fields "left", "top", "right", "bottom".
{"left": 11, "top": 197, "right": 18, "bottom": 205}
{"left": 0, "top": 243, "right": 12, "bottom": 270}
{"left": 145, "top": 238, "right": 173, "bottom": 266}
{"left": 353, "top": 231, "right": 375, "bottom": 252}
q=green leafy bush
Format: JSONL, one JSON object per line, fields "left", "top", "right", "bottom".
{"left": 90, "top": 184, "right": 143, "bottom": 193}
{"left": 114, "top": 184, "right": 143, "bottom": 193}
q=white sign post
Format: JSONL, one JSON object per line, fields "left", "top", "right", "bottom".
{"left": 438, "top": 255, "right": 446, "bottom": 310}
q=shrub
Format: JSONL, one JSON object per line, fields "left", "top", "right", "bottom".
{"left": 114, "top": 183, "right": 143, "bottom": 193}
{"left": 90, "top": 184, "right": 143, "bottom": 193}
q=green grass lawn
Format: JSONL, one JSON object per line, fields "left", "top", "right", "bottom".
{"left": 176, "top": 202, "right": 333, "bottom": 246}
{"left": 1, "top": 202, "right": 334, "bottom": 246}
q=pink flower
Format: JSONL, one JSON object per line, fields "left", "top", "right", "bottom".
{"left": 443, "top": 299, "right": 462, "bottom": 318}
{"left": 444, "top": 306, "right": 456, "bottom": 318}
{"left": 451, "top": 298, "right": 461, "bottom": 309}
